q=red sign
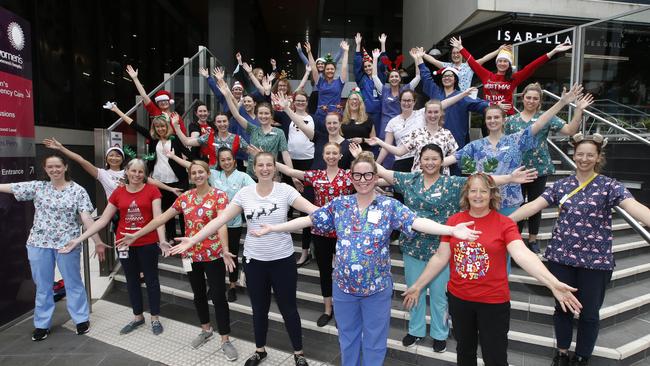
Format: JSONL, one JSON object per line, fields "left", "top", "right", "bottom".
{"left": 0, "top": 70, "right": 34, "bottom": 138}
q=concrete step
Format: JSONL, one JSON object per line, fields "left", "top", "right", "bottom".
{"left": 111, "top": 272, "right": 650, "bottom": 365}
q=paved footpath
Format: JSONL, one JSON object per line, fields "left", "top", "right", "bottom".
{"left": 0, "top": 300, "right": 329, "bottom": 366}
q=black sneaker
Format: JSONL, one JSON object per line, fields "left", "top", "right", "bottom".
{"left": 244, "top": 351, "right": 267, "bottom": 366}
{"left": 227, "top": 287, "right": 237, "bottom": 302}
{"left": 571, "top": 355, "right": 589, "bottom": 366}
{"left": 294, "top": 353, "right": 309, "bottom": 366}
{"left": 433, "top": 339, "right": 447, "bottom": 353}
{"left": 551, "top": 351, "right": 571, "bottom": 366}
{"left": 401, "top": 333, "right": 422, "bottom": 348}
{"left": 316, "top": 312, "right": 333, "bottom": 327}
{"left": 32, "top": 328, "right": 49, "bottom": 341}
{"left": 76, "top": 321, "right": 90, "bottom": 335}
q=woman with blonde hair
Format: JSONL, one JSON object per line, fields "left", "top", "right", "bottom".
{"left": 403, "top": 172, "right": 581, "bottom": 366}
{"left": 341, "top": 88, "right": 376, "bottom": 151}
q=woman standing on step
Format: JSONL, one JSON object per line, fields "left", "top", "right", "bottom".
{"left": 504, "top": 82, "right": 593, "bottom": 253}
{"left": 0, "top": 153, "right": 101, "bottom": 341}
{"left": 372, "top": 144, "right": 536, "bottom": 354}
{"left": 176, "top": 152, "right": 318, "bottom": 366}
{"left": 65, "top": 159, "right": 168, "bottom": 336}
{"left": 165, "top": 147, "right": 256, "bottom": 303}
{"left": 403, "top": 172, "right": 582, "bottom": 366}
{"left": 510, "top": 133, "right": 650, "bottom": 366}
{"left": 274, "top": 141, "right": 356, "bottom": 327}
{"left": 252, "top": 151, "right": 480, "bottom": 366}
{"left": 116, "top": 160, "right": 240, "bottom": 361}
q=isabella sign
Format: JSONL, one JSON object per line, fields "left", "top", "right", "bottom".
{"left": 0, "top": 6, "right": 36, "bottom": 327}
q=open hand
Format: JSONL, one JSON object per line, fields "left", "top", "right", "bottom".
{"left": 401, "top": 287, "right": 421, "bottom": 310}
{"left": 125, "top": 65, "right": 138, "bottom": 79}
{"left": 452, "top": 221, "right": 481, "bottom": 241}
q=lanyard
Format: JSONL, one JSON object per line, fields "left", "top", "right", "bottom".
{"left": 558, "top": 174, "right": 598, "bottom": 212}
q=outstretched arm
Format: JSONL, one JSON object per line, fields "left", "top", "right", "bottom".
{"left": 560, "top": 93, "right": 593, "bottom": 136}
{"left": 531, "top": 83, "right": 583, "bottom": 136}
{"left": 422, "top": 53, "right": 445, "bottom": 69}
{"left": 273, "top": 93, "right": 315, "bottom": 139}
{"left": 43, "top": 138, "right": 99, "bottom": 178}
{"left": 171, "top": 115, "right": 201, "bottom": 147}
{"left": 253, "top": 216, "right": 313, "bottom": 237}
{"left": 216, "top": 76, "right": 249, "bottom": 131}
{"left": 509, "top": 196, "right": 549, "bottom": 222}
{"left": 125, "top": 65, "right": 152, "bottom": 105}
{"left": 371, "top": 48, "right": 383, "bottom": 94}
{"left": 66, "top": 204, "right": 118, "bottom": 246}
{"left": 407, "top": 48, "right": 421, "bottom": 89}
{"left": 402, "top": 242, "right": 452, "bottom": 309}
{"left": 305, "top": 42, "right": 320, "bottom": 84}
{"left": 175, "top": 203, "right": 242, "bottom": 248}
{"left": 276, "top": 162, "right": 306, "bottom": 180}
{"left": 440, "top": 87, "right": 478, "bottom": 109}
{"left": 115, "top": 207, "right": 177, "bottom": 247}
{"left": 476, "top": 44, "right": 509, "bottom": 65}
{"left": 339, "top": 40, "right": 350, "bottom": 83}
{"left": 296, "top": 42, "right": 309, "bottom": 66}
{"left": 242, "top": 63, "right": 266, "bottom": 95}
{"left": 509, "top": 240, "right": 582, "bottom": 314}
{"left": 619, "top": 198, "right": 650, "bottom": 227}
{"left": 375, "top": 132, "right": 394, "bottom": 164}
{"left": 296, "top": 64, "right": 312, "bottom": 92}
{"left": 366, "top": 136, "right": 409, "bottom": 157}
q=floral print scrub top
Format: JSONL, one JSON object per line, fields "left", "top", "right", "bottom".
{"left": 172, "top": 188, "right": 229, "bottom": 262}
{"left": 310, "top": 194, "right": 416, "bottom": 296}
{"left": 303, "top": 168, "right": 355, "bottom": 238}
{"left": 394, "top": 173, "right": 466, "bottom": 261}
{"left": 402, "top": 126, "right": 458, "bottom": 174}
{"left": 455, "top": 127, "right": 535, "bottom": 208}
{"left": 11, "top": 181, "right": 94, "bottom": 249}
{"left": 541, "top": 175, "right": 633, "bottom": 271}
{"left": 505, "top": 112, "right": 565, "bottom": 176}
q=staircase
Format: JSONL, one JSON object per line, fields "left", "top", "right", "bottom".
{"left": 103, "top": 156, "right": 650, "bottom": 365}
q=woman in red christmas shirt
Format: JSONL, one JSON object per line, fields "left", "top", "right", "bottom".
{"left": 402, "top": 173, "right": 581, "bottom": 366}
{"left": 275, "top": 141, "right": 356, "bottom": 327}
{"left": 67, "top": 159, "right": 168, "bottom": 336}
{"left": 116, "top": 160, "right": 240, "bottom": 360}
{"left": 450, "top": 36, "right": 572, "bottom": 115}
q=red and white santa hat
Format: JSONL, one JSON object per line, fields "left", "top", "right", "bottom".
{"left": 154, "top": 90, "right": 174, "bottom": 104}
{"left": 433, "top": 66, "right": 460, "bottom": 77}
{"left": 231, "top": 81, "right": 244, "bottom": 91}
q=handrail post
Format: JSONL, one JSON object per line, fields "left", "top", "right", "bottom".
{"left": 184, "top": 57, "right": 192, "bottom": 132}
{"left": 198, "top": 47, "right": 206, "bottom": 103}
{"left": 82, "top": 237, "right": 92, "bottom": 312}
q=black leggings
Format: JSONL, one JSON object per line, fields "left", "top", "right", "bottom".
{"left": 517, "top": 175, "right": 547, "bottom": 236}
{"left": 313, "top": 234, "right": 337, "bottom": 297}
{"left": 391, "top": 157, "right": 414, "bottom": 203}
{"left": 227, "top": 227, "right": 243, "bottom": 283}
{"left": 448, "top": 292, "right": 510, "bottom": 366}
{"left": 188, "top": 259, "right": 231, "bottom": 335}
{"left": 160, "top": 181, "right": 185, "bottom": 239}
{"left": 548, "top": 261, "right": 612, "bottom": 358}
{"left": 243, "top": 255, "right": 303, "bottom": 351}
{"left": 119, "top": 244, "right": 161, "bottom": 316}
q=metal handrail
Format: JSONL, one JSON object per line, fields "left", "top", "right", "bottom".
{"left": 541, "top": 90, "right": 650, "bottom": 147}
{"left": 181, "top": 99, "right": 202, "bottom": 123}
{"left": 593, "top": 99, "right": 650, "bottom": 118}
{"left": 107, "top": 46, "right": 216, "bottom": 131}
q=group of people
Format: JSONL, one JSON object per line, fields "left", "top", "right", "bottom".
{"left": 3, "top": 32, "right": 650, "bottom": 366}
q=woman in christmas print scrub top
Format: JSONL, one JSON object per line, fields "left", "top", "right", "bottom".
{"left": 252, "top": 151, "right": 480, "bottom": 366}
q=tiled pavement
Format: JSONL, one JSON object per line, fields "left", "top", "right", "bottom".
{"left": 0, "top": 300, "right": 329, "bottom": 366}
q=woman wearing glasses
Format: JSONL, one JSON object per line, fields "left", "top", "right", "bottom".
{"left": 251, "top": 151, "right": 480, "bottom": 366}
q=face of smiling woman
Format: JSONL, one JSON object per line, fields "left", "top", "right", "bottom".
{"left": 253, "top": 154, "right": 276, "bottom": 182}
{"left": 350, "top": 161, "right": 377, "bottom": 195}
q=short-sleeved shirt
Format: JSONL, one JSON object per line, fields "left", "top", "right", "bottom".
{"left": 394, "top": 173, "right": 466, "bottom": 261}
{"left": 403, "top": 127, "right": 458, "bottom": 174}
{"left": 245, "top": 123, "right": 288, "bottom": 177}
{"left": 97, "top": 168, "right": 124, "bottom": 198}
{"left": 385, "top": 109, "right": 425, "bottom": 161}
{"left": 541, "top": 175, "right": 633, "bottom": 270}
{"left": 231, "top": 182, "right": 300, "bottom": 261}
{"left": 505, "top": 112, "right": 565, "bottom": 176}
{"left": 441, "top": 62, "right": 474, "bottom": 91}
{"left": 303, "top": 169, "right": 355, "bottom": 237}
{"left": 11, "top": 181, "right": 94, "bottom": 249}
{"left": 172, "top": 188, "right": 228, "bottom": 262}
{"left": 443, "top": 210, "right": 521, "bottom": 304}
{"left": 109, "top": 184, "right": 162, "bottom": 246}
{"left": 455, "top": 128, "right": 535, "bottom": 208}
{"left": 315, "top": 77, "right": 345, "bottom": 121}
{"left": 209, "top": 169, "right": 256, "bottom": 227}
{"left": 287, "top": 114, "right": 315, "bottom": 160}
{"left": 310, "top": 194, "right": 417, "bottom": 296}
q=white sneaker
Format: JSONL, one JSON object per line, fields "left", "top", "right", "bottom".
{"left": 191, "top": 329, "right": 213, "bottom": 349}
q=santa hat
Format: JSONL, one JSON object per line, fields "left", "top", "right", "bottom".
{"left": 315, "top": 57, "right": 326, "bottom": 64}
{"left": 433, "top": 67, "right": 460, "bottom": 77}
{"left": 496, "top": 49, "right": 514, "bottom": 64}
{"left": 362, "top": 48, "right": 372, "bottom": 63}
{"left": 154, "top": 90, "right": 174, "bottom": 104}
{"left": 231, "top": 81, "right": 244, "bottom": 91}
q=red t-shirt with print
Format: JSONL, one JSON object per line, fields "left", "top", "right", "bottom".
{"left": 172, "top": 188, "right": 229, "bottom": 262}
{"left": 442, "top": 210, "right": 521, "bottom": 303}
{"left": 109, "top": 183, "right": 162, "bottom": 246}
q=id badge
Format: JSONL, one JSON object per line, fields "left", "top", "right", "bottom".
{"left": 118, "top": 247, "right": 129, "bottom": 259}
{"left": 367, "top": 209, "right": 381, "bottom": 224}
{"left": 182, "top": 257, "right": 193, "bottom": 273}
